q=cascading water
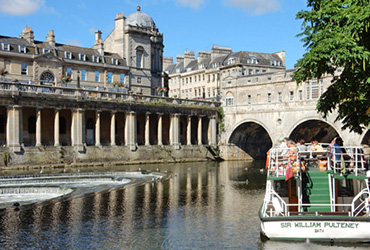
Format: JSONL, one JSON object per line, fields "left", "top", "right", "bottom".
{"left": 0, "top": 171, "right": 163, "bottom": 209}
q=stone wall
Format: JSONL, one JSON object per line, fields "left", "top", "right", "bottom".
{"left": 0, "top": 145, "right": 211, "bottom": 168}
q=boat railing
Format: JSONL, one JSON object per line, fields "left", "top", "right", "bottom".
{"left": 267, "top": 145, "right": 367, "bottom": 177}
{"left": 351, "top": 188, "right": 370, "bottom": 217}
{"left": 329, "top": 146, "right": 367, "bottom": 176}
{"left": 263, "top": 189, "right": 288, "bottom": 217}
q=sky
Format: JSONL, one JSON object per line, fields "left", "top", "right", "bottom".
{"left": 0, "top": 0, "right": 309, "bottom": 69}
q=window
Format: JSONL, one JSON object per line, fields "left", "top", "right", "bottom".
{"left": 289, "top": 91, "right": 294, "bottom": 101}
{"left": 267, "top": 93, "right": 271, "bottom": 103}
{"left": 79, "top": 53, "right": 86, "bottom": 61}
{"left": 120, "top": 74, "right": 125, "bottom": 83}
{"left": 247, "top": 57, "right": 258, "bottom": 64}
{"left": 256, "top": 70, "right": 260, "bottom": 74}
{"left": 248, "top": 69, "right": 253, "bottom": 75}
{"left": 136, "top": 47, "right": 144, "bottom": 68}
{"left": 306, "top": 79, "right": 322, "bottom": 100}
{"left": 112, "top": 58, "right": 118, "bottom": 65}
{"left": 81, "top": 70, "right": 86, "bottom": 81}
{"left": 19, "top": 45, "right": 26, "bottom": 53}
{"left": 247, "top": 95, "right": 251, "bottom": 104}
{"left": 107, "top": 72, "right": 113, "bottom": 83}
{"left": 278, "top": 92, "right": 282, "bottom": 102}
{"left": 21, "top": 63, "right": 27, "bottom": 75}
{"left": 199, "top": 64, "right": 204, "bottom": 69}
{"left": 95, "top": 71, "right": 100, "bottom": 82}
{"left": 93, "top": 55, "right": 99, "bottom": 63}
{"left": 226, "top": 96, "right": 234, "bottom": 106}
{"left": 2, "top": 43, "right": 10, "bottom": 51}
{"left": 65, "top": 51, "right": 72, "bottom": 59}
{"left": 299, "top": 90, "right": 303, "bottom": 101}
{"left": 271, "top": 60, "right": 281, "bottom": 66}
{"left": 43, "top": 48, "right": 50, "bottom": 54}
{"left": 66, "top": 68, "right": 72, "bottom": 77}
{"left": 227, "top": 58, "right": 236, "bottom": 65}
{"left": 137, "top": 77, "right": 141, "bottom": 84}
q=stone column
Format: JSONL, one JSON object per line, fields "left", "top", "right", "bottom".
{"left": 187, "top": 116, "right": 191, "bottom": 145}
{"left": 209, "top": 116, "right": 217, "bottom": 146}
{"left": 54, "top": 109, "right": 60, "bottom": 147}
{"left": 197, "top": 116, "right": 203, "bottom": 145}
{"left": 110, "top": 111, "right": 116, "bottom": 146}
{"left": 145, "top": 112, "right": 150, "bottom": 146}
{"left": 71, "top": 108, "right": 85, "bottom": 152}
{"left": 125, "top": 111, "right": 137, "bottom": 151}
{"left": 35, "top": 108, "right": 42, "bottom": 147}
{"left": 6, "top": 105, "right": 22, "bottom": 152}
{"left": 157, "top": 113, "right": 163, "bottom": 146}
{"left": 170, "top": 114, "right": 180, "bottom": 149}
{"left": 95, "top": 110, "right": 101, "bottom": 147}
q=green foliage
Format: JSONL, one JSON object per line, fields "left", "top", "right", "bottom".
{"left": 218, "top": 107, "right": 225, "bottom": 132}
{"left": 293, "top": 0, "right": 370, "bottom": 134}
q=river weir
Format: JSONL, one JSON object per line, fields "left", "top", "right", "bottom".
{"left": 0, "top": 171, "right": 164, "bottom": 209}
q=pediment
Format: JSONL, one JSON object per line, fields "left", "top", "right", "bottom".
{"left": 35, "top": 52, "right": 63, "bottom": 63}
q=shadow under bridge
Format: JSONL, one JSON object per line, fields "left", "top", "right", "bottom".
{"left": 228, "top": 122, "right": 272, "bottom": 160}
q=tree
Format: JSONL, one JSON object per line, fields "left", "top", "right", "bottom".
{"left": 293, "top": 0, "right": 370, "bottom": 134}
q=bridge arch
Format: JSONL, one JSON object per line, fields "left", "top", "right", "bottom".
{"left": 228, "top": 119, "right": 272, "bottom": 160}
{"left": 361, "top": 129, "right": 370, "bottom": 146}
{"left": 288, "top": 118, "right": 340, "bottom": 143}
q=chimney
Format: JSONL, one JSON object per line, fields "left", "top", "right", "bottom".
{"left": 176, "top": 55, "right": 184, "bottom": 63}
{"left": 95, "top": 30, "right": 102, "bottom": 44}
{"left": 93, "top": 30, "right": 104, "bottom": 55}
{"left": 211, "top": 45, "right": 232, "bottom": 61}
{"left": 46, "top": 30, "right": 55, "bottom": 47}
{"left": 184, "top": 51, "right": 195, "bottom": 68}
{"left": 20, "top": 26, "right": 34, "bottom": 44}
{"left": 197, "top": 50, "right": 211, "bottom": 64}
{"left": 163, "top": 56, "right": 173, "bottom": 71}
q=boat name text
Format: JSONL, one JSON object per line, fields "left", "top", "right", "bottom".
{"left": 280, "top": 222, "right": 359, "bottom": 229}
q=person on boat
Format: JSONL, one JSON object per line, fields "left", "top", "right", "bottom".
{"left": 279, "top": 137, "right": 289, "bottom": 156}
{"left": 296, "top": 139, "right": 307, "bottom": 152}
{"left": 286, "top": 140, "right": 298, "bottom": 162}
{"left": 309, "top": 140, "right": 323, "bottom": 151}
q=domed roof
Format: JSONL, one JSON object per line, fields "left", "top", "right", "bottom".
{"left": 126, "top": 6, "right": 155, "bottom": 28}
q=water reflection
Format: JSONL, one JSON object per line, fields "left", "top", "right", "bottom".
{"left": 0, "top": 161, "right": 367, "bottom": 249}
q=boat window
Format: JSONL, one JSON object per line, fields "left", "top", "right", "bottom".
{"left": 337, "top": 179, "right": 354, "bottom": 197}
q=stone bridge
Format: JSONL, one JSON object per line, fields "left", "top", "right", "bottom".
{"left": 219, "top": 70, "right": 370, "bottom": 160}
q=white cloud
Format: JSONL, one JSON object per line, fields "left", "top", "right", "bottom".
{"left": 176, "top": 0, "right": 204, "bottom": 10}
{"left": 0, "top": 0, "right": 44, "bottom": 16}
{"left": 223, "top": 0, "right": 281, "bottom": 14}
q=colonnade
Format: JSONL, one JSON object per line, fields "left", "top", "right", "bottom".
{"left": 4, "top": 105, "right": 218, "bottom": 152}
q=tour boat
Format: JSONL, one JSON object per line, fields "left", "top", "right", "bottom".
{"left": 259, "top": 144, "right": 370, "bottom": 242}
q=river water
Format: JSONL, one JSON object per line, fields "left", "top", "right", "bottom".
{"left": 0, "top": 161, "right": 368, "bottom": 250}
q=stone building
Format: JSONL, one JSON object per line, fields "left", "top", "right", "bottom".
{"left": 0, "top": 5, "right": 164, "bottom": 95}
{"left": 164, "top": 45, "right": 285, "bottom": 100}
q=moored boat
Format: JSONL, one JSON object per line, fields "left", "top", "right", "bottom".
{"left": 259, "top": 142, "right": 370, "bottom": 242}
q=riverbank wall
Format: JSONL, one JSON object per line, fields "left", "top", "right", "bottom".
{"left": 0, "top": 145, "right": 215, "bottom": 169}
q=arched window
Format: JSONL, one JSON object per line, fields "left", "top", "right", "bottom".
{"left": 28, "top": 116, "right": 36, "bottom": 133}
{"left": 40, "top": 71, "right": 54, "bottom": 84}
{"left": 225, "top": 92, "right": 234, "bottom": 106}
{"left": 59, "top": 117, "right": 66, "bottom": 134}
{"left": 136, "top": 46, "right": 144, "bottom": 68}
